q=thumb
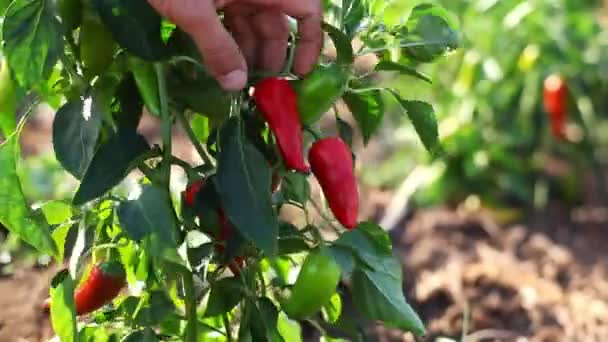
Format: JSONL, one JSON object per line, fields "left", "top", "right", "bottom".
{"left": 147, "top": 0, "right": 247, "bottom": 90}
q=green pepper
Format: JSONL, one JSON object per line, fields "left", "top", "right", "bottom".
{"left": 80, "top": 16, "right": 116, "bottom": 79}
{"left": 58, "top": 0, "right": 82, "bottom": 31}
{"left": 0, "top": 59, "right": 17, "bottom": 135}
{"left": 282, "top": 248, "right": 341, "bottom": 319}
{"left": 127, "top": 56, "right": 160, "bottom": 116}
{"left": 295, "top": 63, "right": 351, "bottom": 125}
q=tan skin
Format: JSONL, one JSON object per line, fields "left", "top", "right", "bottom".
{"left": 147, "top": 0, "right": 323, "bottom": 91}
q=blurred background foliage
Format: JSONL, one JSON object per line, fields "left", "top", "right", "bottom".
{"left": 362, "top": 0, "right": 608, "bottom": 211}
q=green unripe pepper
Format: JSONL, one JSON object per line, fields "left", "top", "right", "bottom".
{"left": 282, "top": 248, "right": 341, "bottom": 319}
{"left": 295, "top": 63, "right": 351, "bottom": 125}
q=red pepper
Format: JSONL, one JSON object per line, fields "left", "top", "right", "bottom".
{"left": 216, "top": 209, "right": 246, "bottom": 276}
{"left": 183, "top": 179, "right": 204, "bottom": 207}
{"left": 254, "top": 78, "right": 309, "bottom": 172}
{"left": 543, "top": 74, "right": 567, "bottom": 139}
{"left": 183, "top": 182, "right": 245, "bottom": 275}
{"left": 309, "top": 137, "right": 359, "bottom": 229}
{"left": 44, "top": 261, "right": 126, "bottom": 316}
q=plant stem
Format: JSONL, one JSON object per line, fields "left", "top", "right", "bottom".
{"left": 223, "top": 313, "right": 233, "bottom": 342}
{"left": 154, "top": 63, "right": 173, "bottom": 187}
{"left": 177, "top": 111, "right": 215, "bottom": 167}
{"left": 155, "top": 63, "right": 198, "bottom": 342}
{"left": 182, "top": 272, "right": 198, "bottom": 342}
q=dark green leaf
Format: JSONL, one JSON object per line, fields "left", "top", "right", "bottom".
{"left": 278, "top": 223, "right": 309, "bottom": 255}
{"left": 117, "top": 185, "right": 182, "bottom": 264}
{"left": 328, "top": 245, "right": 355, "bottom": 278}
{"left": 375, "top": 60, "right": 432, "bottom": 84}
{"left": 204, "top": 276, "right": 244, "bottom": 317}
{"left": 253, "top": 297, "right": 284, "bottom": 342}
{"left": 342, "top": 0, "right": 366, "bottom": 37}
{"left": 92, "top": 0, "right": 167, "bottom": 61}
{"left": 113, "top": 74, "right": 144, "bottom": 132}
{"left": 2, "top": 0, "right": 63, "bottom": 87}
{"left": 352, "top": 257, "right": 424, "bottom": 335}
{"left": 400, "top": 7, "right": 459, "bottom": 63}
{"left": 281, "top": 172, "right": 310, "bottom": 205}
{"left": 73, "top": 130, "right": 150, "bottom": 205}
{"left": 214, "top": 117, "right": 278, "bottom": 256}
{"left": 336, "top": 117, "right": 354, "bottom": 148}
{"left": 343, "top": 90, "right": 385, "bottom": 145}
{"left": 169, "top": 72, "right": 230, "bottom": 122}
{"left": 322, "top": 22, "right": 354, "bottom": 65}
{"left": 50, "top": 270, "right": 77, "bottom": 342}
{"left": 0, "top": 135, "right": 57, "bottom": 256}
{"left": 334, "top": 222, "right": 391, "bottom": 270}
{"left": 389, "top": 91, "right": 441, "bottom": 156}
{"left": 53, "top": 97, "right": 103, "bottom": 179}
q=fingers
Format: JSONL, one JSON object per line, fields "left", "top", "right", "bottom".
{"left": 257, "top": 0, "right": 323, "bottom": 75}
{"left": 251, "top": 10, "right": 290, "bottom": 72}
{"left": 225, "top": 10, "right": 257, "bottom": 67}
{"left": 148, "top": 0, "right": 247, "bottom": 90}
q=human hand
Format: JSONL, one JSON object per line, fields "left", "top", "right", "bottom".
{"left": 147, "top": 0, "right": 323, "bottom": 91}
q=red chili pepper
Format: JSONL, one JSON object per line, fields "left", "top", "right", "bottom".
{"left": 183, "top": 179, "right": 204, "bottom": 207}
{"left": 309, "top": 137, "right": 359, "bottom": 229}
{"left": 183, "top": 181, "right": 246, "bottom": 275}
{"left": 254, "top": 78, "right": 309, "bottom": 173}
{"left": 44, "top": 261, "right": 126, "bottom": 316}
{"left": 543, "top": 74, "right": 567, "bottom": 139}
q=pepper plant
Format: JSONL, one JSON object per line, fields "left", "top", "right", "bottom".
{"left": 0, "top": 0, "right": 458, "bottom": 340}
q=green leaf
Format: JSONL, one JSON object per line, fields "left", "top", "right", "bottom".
{"left": 0, "top": 134, "right": 57, "bottom": 256}
{"left": 336, "top": 117, "right": 354, "bottom": 148}
{"left": 214, "top": 117, "right": 278, "bottom": 256}
{"left": 113, "top": 74, "right": 144, "bottom": 133}
{"left": 252, "top": 297, "right": 284, "bottom": 342}
{"left": 53, "top": 97, "right": 103, "bottom": 179}
{"left": 323, "top": 293, "right": 342, "bottom": 324}
{"left": 2, "top": 0, "right": 63, "bottom": 87}
{"left": 169, "top": 72, "right": 231, "bottom": 122}
{"left": 204, "top": 276, "right": 244, "bottom": 317}
{"left": 334, "top": 222, "right": 391, "bottom": 270}
{"left": 117, "top": 185, "right": 182, "bottom": 264}
{"left": 400, "top": 7, "right": 459, "bottom": 63}
{"left": 389, "top": 91, "right": 441, "bottom": 156}
{"left": 281, "top": 172, "right": 310, "bottom": 206}
{"left": 352, "top": 257, "right": 424, "bottom": 335}
{"left": 375, "top": 60, "right": 432, "bottom": 84}
{"left": 50, "top": 270, "right": 78, "bottom": 342}
{"left": 92, "top": 0, "right": 167, "bottom": 61}
{"left": 52, "top": 222, "right": 73, "bottom": 261}
{"left": 0, "top": 58, "right": 17, "bottom": 137}
{"left": 73, "top": 130, "right": 150, "bottom": 205}
{"left": 277, "top": 313, "right": 302, "bottom": 342}
{"left": 342, "top": 0, "right": 366, "bottom": 37}
{"left": 328, "top": 246, "right": 355, "bottom": 278}
{"left": 343, "top": 90, "right": 385, "bottom": 145}
{"left": 40, "top": 201, "right": 73, "bottom": 225}
{"left": 322, "top": 22, "right": 354, "bottom": 65}
{"left": 278, "top": 222, "right": 309, "bottom": 256}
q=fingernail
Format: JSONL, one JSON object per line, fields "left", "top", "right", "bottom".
{"left": 218, "top": 70, "right": 247, "bottom": 91}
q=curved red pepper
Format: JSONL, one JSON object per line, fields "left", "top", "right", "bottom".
{"left": 44, "top": 261, "right": 125, "bottom": 316}
{"left": 309, "top": 137, "right": 359, "bottom": 229}
{"left": 543, "top": 74, "right": 567, "bottom": 139}
{"left": 254, "top": 78, "right": 309, "bottom": 172}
